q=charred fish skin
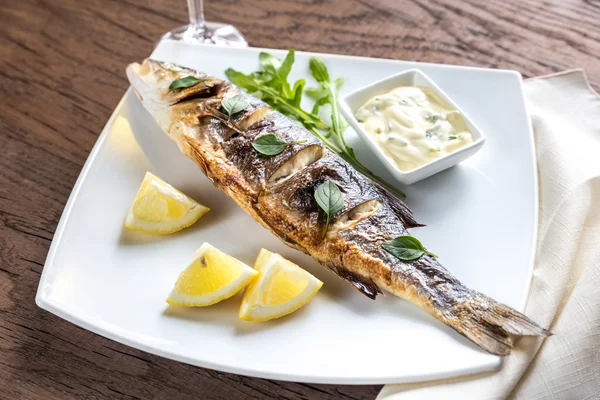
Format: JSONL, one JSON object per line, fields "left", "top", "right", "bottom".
{"left": 126, "top": 59, "right": 551, "bottom": 355}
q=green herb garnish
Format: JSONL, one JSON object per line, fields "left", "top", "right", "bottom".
{"left": 225, "top": 50, "right": 405, "bottom": 198}
{"left": 221, "top": 94, "right": 248, "bottom": 117}
{"left": 382, "top": 235, "right": 437, "bottom": 261}
{"left": 425, "top": 130, "right": 437, "bottom": 139}
{"left": 169, "top": 76, "right": 202, "bottom": 90}
{"left": 424, "top": 114, "right": 441, "bottom": 123}
{"left": 252, "top": 134, "right": 306, "bottom": 156}
{"left": 314, "top": 180, "right": 344, "bottom": 237}
{"left": 448, "top": 135, "right": 458, "bottom": 141}
{"left": 226, "top": 50, "right": 327, "bottom": 131}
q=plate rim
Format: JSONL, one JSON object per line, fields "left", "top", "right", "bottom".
{"left": 36, "top": 44, "right": 538, "bottom": 384}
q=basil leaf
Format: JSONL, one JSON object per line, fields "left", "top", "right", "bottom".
{"left": 169, "top": 76, "right": 202, "bottom": 90}
{"left": 252, "top": 134, "right": 306, "bottom": 156}
{"left": 252, "top": 134, "right": 289, "bottom": 156}
{"left": 221, "top": 94, "right": 248, "bottom": 117}
{"left": 314, "top": 180, "right": 344, "bottom": 237}
{"left": 382, "top": 235, "right": 437, "bottom": 261}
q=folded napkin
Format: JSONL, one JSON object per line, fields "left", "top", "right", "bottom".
{"left": 378, "top": 70, "right": 600, "bottom": 400}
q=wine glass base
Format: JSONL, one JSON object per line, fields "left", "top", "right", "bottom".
{"left": 162, "top": 22, "right": 247, "bottom": 47}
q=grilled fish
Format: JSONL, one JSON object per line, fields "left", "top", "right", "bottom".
{"left": 126, "top": 59, "right": 551, "bottom": 355}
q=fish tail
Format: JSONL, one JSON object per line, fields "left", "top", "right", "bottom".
{"left": 443, "top": 290, "right": 552, "bottom": 355}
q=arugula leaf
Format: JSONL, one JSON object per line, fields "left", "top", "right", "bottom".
{"left": 305, "top": 86, "right": 327, "bottom": 100}
{"left": 221, "top": 94, "right": 248, "bottom": 117}
{"left": 309, "top": 58, "right": 330, "bottom": 83}
{"left": 225, "top": 52, "right": 329, "bottom": 132}
{"left": 310, "top": 95, "right": 329, "bottom": 115}
{"left": 383, "top": 235, "right": 437, "bottom": 261}
{"left": 291, "top": 79, "right": 305, "bottom": 108}
{"left": 258, "top": 50, "right": 294, "bottom": 97}
{"left": 252, "top": 134, "right": 306, "bottom": 156}
{"left": 278, "top": 50, "right": 294, "bottom": 93}
{"left": 169, "top": 76, "right": 201, "bottom": 90}
{"left": 308, "top": 58, "right": 344, "bottom": 136}
{"left": 259, "top": 52, "right": 282, "bottom": 77}
{"left": 224, "top": 69, "right": 261, "bottom": 92}
{"left": 314, "top": 181, "right": 344, "bottom": 237}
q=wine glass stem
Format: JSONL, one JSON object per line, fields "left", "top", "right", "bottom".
{"left": 187, "top": 0, "right": 206, "bottom": 34}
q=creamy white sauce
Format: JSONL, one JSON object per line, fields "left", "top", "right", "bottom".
{"left": 355, "top": 86, "right": 473, "bottom": 171}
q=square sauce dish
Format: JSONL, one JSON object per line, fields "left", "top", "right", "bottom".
{"left": 339, "top": 69, "right": 486, "bottom": 185}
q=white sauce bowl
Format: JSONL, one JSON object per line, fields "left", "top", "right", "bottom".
{"left": 339, "top": 69, "right": 486, "bottom": 185}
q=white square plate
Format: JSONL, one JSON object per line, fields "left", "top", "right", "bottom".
{"left": 36, "top": 40, "right": 537, "bottom": 384}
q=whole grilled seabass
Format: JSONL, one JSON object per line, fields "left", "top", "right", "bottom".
{"left": 127, "top": 59, "right": 550, "bottom": 355}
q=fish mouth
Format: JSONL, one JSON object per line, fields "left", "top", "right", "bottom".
{"left": 126, "top": 63, "right": 145, "bottom": 102}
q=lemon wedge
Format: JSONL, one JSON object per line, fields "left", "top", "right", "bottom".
{"left": 166, "top": 243, "right": 258, "bottom": 307}
{"left": 125, "top": 171, "right": 209, "bottom": 234}
{"left": 240, "top": 249, "right": 323, "bottom": 322}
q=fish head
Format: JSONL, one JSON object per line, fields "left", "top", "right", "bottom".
{"left": 126, "top": 59, "right": 223, "bottom": 105}
{"left": 126, "top": 58, "right": 227, "bottom": 136}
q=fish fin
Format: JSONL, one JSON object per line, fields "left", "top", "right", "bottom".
{"left": 374, "top": 183, "right": 424, "bottom": 228}
{"left": 324, "top": 262, "right": 382, "bottom": 299}
{"left": 447, "top": 291, "right": 551, "bottom": 356}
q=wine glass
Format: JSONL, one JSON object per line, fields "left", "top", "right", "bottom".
{"left": 162, "top": 0, "right": 247, "bottom": 47}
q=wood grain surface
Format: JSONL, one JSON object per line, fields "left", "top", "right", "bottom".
{"left": 1, "top": 0, "right": 599, "bottom": 398}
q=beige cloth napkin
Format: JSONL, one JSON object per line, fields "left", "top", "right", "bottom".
{"left": 378, "top": 70, "right": 600, "bottom": 400}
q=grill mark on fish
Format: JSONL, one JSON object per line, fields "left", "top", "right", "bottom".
{"left": 127, "top": 59, "right": 551, "bottom": 356}
{"left": 237, "top": 106, "right": 273, "bottom": 131}
{"left": 268, "top": 145, "right": 327, "bottom": 184}
{"left": 331, "top": 199, "right": 382, "bottom": 232}
{"left": 170, "top": 83, "right": 220, "bottom": 105}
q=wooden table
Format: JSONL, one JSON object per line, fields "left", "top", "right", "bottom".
{"left": 2, "top": 0, "right": 599, "bottom": 398}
